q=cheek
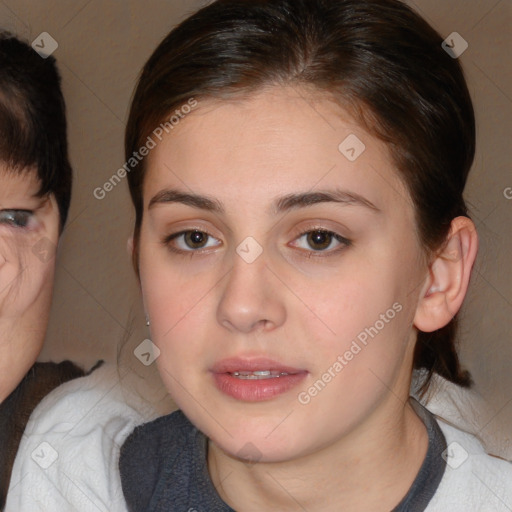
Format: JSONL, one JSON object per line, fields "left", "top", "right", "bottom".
{"left": 296, "top": 264, "right": 399, "bottom": 336}
{"left": 0, "top": 234, "right": 57, "bottom": 318}
{"left": 292, "top": 282, "right": 412, "bottom": 436}
{"left": 139, "top": 250, "right": 215, "bottom": 355}
{"left": 141, "top": 270, "right": 216, "bottom": 409}
{"left": 293, "top": 257, "right": 415, "bottom": 383}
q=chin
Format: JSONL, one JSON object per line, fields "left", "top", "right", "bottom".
{"left": 204, "top": 417, "right": 306, "bottom": 462}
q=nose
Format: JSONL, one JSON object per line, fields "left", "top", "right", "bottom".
{"left": 216, "top": 250, "right": 286, "bottom": 334}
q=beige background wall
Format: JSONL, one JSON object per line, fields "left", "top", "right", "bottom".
{"left": 1, "top": 0, "right": 510, "bottom": 453}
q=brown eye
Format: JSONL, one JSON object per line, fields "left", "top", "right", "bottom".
{"left": 306, "top": 231, "right": 333, "bottom": 251}
{"left": 164, "top": 229, "right": 221, "bottom": 253}
{"left": 184, "top": 230, "right": 208, "bottom": 249}
{"left": 291, "top": 228, "right": 351, "bottom": 255}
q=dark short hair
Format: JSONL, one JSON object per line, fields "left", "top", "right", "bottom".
{"left": 0, "top": 32, "right": 72, "bottom": 230}
{"left": 125, "top": 0, "right": 475, "bottom": 393}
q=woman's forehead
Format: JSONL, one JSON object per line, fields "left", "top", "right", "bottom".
{"left": 143, "top": 88, "right": 409, "bottom": 213}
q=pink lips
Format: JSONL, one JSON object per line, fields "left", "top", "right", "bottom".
{"left": 211, "top": 357, "right": 308, "bottom": 402}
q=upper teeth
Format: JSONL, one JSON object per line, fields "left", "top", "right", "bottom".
{"left": 232, "top": 370, "right": 289, "bottom": 379}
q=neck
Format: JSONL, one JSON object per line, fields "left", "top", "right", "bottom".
{"left": 208, "top": 395, "right": 428, "bottom": 512}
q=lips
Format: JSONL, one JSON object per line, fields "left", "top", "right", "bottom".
{"left": 211, "top": 357, "right": 307, "bottom": 402}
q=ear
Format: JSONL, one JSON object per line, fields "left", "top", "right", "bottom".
{"left": 127, "top": 236, "right": 134, "bottom": 255}
{"left": 414, "top": 216, "right": 478, "bottom": 332}
{"left": 127, "top": 234, "right": 142, "bottom": 288}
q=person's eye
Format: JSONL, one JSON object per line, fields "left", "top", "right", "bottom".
{"left": 0, "top": 209, "right": 33, "bottom": 228}
{"left": 290, "top": 229, "right": 351, "bottom": 256}
{"left": 163, "top": 229, "right": 222, "bottom": 254}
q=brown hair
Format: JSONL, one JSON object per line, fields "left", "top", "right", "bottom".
{"left": 125, "top": 0, "right": 475, "bottom": 393}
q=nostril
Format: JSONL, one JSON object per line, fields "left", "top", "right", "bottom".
{"left": 252, "top": 319, "right": 270, "bottom": 331}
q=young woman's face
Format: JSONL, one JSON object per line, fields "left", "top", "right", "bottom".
{"left": 0, "top": 166, "right": 59, "bottom": 402}
{"left": 139, "top": 87, "right": 429, "bottom": 462}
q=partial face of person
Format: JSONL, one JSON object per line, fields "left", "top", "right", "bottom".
{"left": 138, "top": 87, "right": 429, "bottom": 463}
{"left": 0, "top": 165, "right": 59, "bottom": 402}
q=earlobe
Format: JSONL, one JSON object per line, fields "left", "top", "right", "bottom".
{"left": 127, "top": 236, "right": 134, "bottom": 255}
{"left": 414, "top": 217, "right": 478, "bottom": 333}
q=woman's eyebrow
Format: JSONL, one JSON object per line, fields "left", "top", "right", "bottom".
{"left": 273, "top": 190, "right": 381, "bottom": 214}
{"left": 148, "top": 188, "right": 381, "bottom": 214}
{"left": 149, "top": 189, "right": 225, "bottom": 213}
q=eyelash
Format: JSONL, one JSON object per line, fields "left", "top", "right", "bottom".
{"left": 290, "top": 228, "right": 352, "bottom": 257}
{"left": 0, "top": 209, "right": 33, "bottom": 229}
{"left": 161, "top": 227, "right": 352, "bottom": 258}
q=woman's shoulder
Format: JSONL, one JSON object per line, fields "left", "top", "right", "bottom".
{"left": 0, "top": 360, "right": 85, "bottom": 511}
{"left": 10, "top": 361, "right": 157, "bottom": 439}
{"left": 5, "top": 362, "right": 166, "bottom": 512}
{"left": 119, "top": 408, "right": 193, "bottom": 482}
{"left": 427, "top": 416, "right": 512, "bottom": 511}
{"left": 119, "top": 411, "right": 231, "bottom": 512}
{"left": 119, "top": 409, "right": 197, "bottom": 511}
{"left": 122, "top": 407, "right": 193, "bottom": 449}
